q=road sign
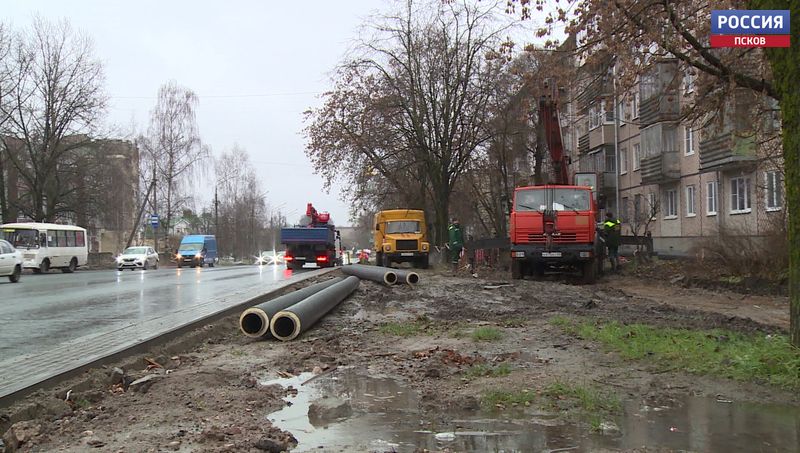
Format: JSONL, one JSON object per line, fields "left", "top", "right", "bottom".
{"left": 150, "top": 214, "right": 159, "bottom": 228}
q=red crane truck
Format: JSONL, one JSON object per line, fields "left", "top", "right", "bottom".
{"left": 281, "top": 203, "right": 341, "bottom": 271}
{"left": 509, "top": 83, "right": 604, "bottom": 283}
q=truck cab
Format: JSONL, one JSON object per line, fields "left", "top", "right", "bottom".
{"left": 373, "top": 210, "right": 430, "bottom": 269}
{"left": 510, "top": 185, "right": 600, "bottom": 282}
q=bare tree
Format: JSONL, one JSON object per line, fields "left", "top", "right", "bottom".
{"left": 0, "top": 17, "right": 106, "bottom": 222}
{"left": 306, "top": 0, "right": 507, "bottom": 246}
{"left": 0, "top": 21, "right": 14, "bottom": 222}
{"left": 140, "top": 80, "right": 208, "bottom": 246}
{"left": 214, "top": 145, "right": 268, "bottom": 259}
{"left": 514, "top": 0, "right": 800, "bottom": 345}
{"left": 625, "top": 192, "right": 659, "bottom": 262}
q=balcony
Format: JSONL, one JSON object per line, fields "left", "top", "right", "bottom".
{"left": 638, "top": 94, "right": 679, "bottom": 127}
{"left": 589, "top": 124, "right": 615, "bottom": 149}
{"left": 640, "top": 151, "right": 680, "bottom": 185}
{"left": 699, "top": 132, "right": 757, "bottom": 172}
{"left": 578, "top": 133, "right": 589, "bottom": 154}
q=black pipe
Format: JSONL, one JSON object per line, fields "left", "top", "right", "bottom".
{"left": 270, "top": 276, "right": 360, "bottom": 341}
{"left": 392, "top": 268, "right": 420, "bottom": 285}
{"left": 341, "top": 264, "right": 397, "bottom": 285}
{"left": 239, "top": 277, "right": 344, "bottom": 338}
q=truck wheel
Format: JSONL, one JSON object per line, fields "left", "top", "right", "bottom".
{"left": 511, "top": 260, "right": 523, "bottom": 280}
{"left": 417, "top": 255, "right": 429, "bottom": 269}
{"left": 582, "top": 260, "right": 597, "bottom": 284}
{"left": 376, "top": 252, "right": 384, "bottom": 268}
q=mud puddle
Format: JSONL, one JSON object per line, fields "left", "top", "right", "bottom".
{"left": 264, "top": 370, "right": 800, "bottom": 452}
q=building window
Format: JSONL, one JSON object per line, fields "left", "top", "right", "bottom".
{"left": 647, "top": 192, "right": 657, "bottom": 219}
{"left": 665, "top": 189, "right": 678, "bottom": 218}
{"left": 622, "top": 197, "right": 629, "bottom": 221}
{"left": 618, "top": 100, "right": 626, "bottom": 124}
{"left": 589, "top": 104, "right": 601, "bottom": 129}
{"left": 605, "top": 151, "right": 616, "bottom": 173}
{"left": 730, "top": 176, "right": 751, "bottom": 214}
{"left": 633, "top": 143, "right": 641, "bottom": 170}
{"left": 634, "top": 194, "right": 642, "bottom": 220}
{"left": 620, "top": 147, "right": 628, "bottom": 174}
{"left": 707, "top": 181, "right": 718, "bottom": 216}
{"left": 766, "top": 170, "right": 783, "bottom": 211}
{"left": 604, "top": 100, "right": 614, "bottom": 123}
{"left": 624, "top": 96, "right": 633, "bottom": 121}
{"left": 684, "top": 127, "right": 694, "bottom": 156}
{"left": 686, "top": 185, "right": 696, "bottom": 216}
{"left": 632, "top": 92, "right": 639, "bottom": 118}
{"left": 683, "top": 71, "right": 695, "bottom": 93}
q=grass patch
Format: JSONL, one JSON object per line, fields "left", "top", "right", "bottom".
{"left": 378, "top": 315, "right": 435, "bottom": 337}
{"left": 543, "top": 380, "right": 621, "bottom": 414}
{"left": 481, "top": 389, "right": 535, "bottom": 409}
{"left": 555, "top": 319, "right": 800, "bottom": 390}
{"left": 464, "top": 363, "right": 512, "bottom": 380}
{"left": 500, "top": 317, "right": 528, "bottom": 328}
{"left": 471, "top": 326, "right": 503, "bottom": 342}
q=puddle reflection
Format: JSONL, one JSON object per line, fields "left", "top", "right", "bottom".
{"left": 265, "top": 369, "right": 800, "bottom": 453}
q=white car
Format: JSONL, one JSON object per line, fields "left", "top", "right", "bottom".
{"left": 0, "top": 239, "right": 23, "bottom": 283}
{"left": 117, "top": 246, "right": 159, "bottom": 271}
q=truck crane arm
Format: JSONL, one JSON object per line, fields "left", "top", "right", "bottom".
{"left": 539, "top": 81, "right": 570, "bottom": 185}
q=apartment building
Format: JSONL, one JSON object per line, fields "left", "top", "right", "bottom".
{"left": 563, "top": 58, "right": 784, "bottom": 256}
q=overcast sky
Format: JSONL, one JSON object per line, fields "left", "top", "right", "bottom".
{"left": 4, "top": 1, "right": 550, "bottom": 227}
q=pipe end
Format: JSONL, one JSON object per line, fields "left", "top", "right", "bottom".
{"left": 270, "top": 311, "right": 302, "bottom": 341}
{"left": 384, "top": 271, "right": 398, "bottom": 285}
{"left": 406, "top": 272, "right": 420, "bottom": 285}
{"left": 239, "top": 308, "right": 270, "bottom": 338}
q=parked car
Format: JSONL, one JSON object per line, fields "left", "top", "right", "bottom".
{"left": 117, "top": 246, "right": 159, "bottom": 271}
{"left": 0, "top": 239, "right": 23, "bottom": 282}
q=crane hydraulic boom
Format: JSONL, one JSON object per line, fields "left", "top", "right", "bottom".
{"left": 539, "top": 81, "right": 570, "bottom": 185}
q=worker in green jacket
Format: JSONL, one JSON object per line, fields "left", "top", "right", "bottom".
{"left": 448, "top": 219, "right": 464, "bottom": 270}
{"left": 603, "top": 212, "right": 621, "bottom": 272}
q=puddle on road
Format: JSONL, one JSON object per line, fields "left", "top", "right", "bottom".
{"left": 264, "top": 369, "right": 800, "bottom": 452}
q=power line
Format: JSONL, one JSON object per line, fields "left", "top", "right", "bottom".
{"left": 110, "top": 90, "right": 322, "bottom": 100}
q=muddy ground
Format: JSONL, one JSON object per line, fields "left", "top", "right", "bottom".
{"left": 0, "top": 266, "right": 795, "bottom": 453}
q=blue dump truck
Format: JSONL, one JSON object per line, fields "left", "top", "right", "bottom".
{"left": 176, "top": 235, "right": 217, "bottom": 268}
{"left": 281, "top": 203, "right": 341, "bottom": 270}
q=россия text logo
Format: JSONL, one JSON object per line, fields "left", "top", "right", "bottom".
{"left": 711, "top": 10, "right": 790, "bottom": 48}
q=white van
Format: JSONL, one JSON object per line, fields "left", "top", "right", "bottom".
{"left": 0, "top": 222, "right": 89, "bottom": 273}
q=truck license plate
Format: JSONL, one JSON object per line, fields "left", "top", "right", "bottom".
{"left": 542, "top": 252, "right": 562, "bottom": 258}
{"left": 400, "top": 252, "right": 414, "bottom": 257}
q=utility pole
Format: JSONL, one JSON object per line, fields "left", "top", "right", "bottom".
{"left": 152, "top": 166, "right": 158, "bottom": 253}
{"left": 214, "top": 186, "right": 220, "bottom": 253}
{"left": 126, "top": 166, "right": 156, "bottom": 250}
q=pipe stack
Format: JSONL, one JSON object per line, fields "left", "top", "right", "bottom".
{"left": 392, "top": 268, "right": 420, "bottom": 285}
{"left": 239, "top": 277, "right": 343, "bottom": 338}
{"left": 341, "top": 264, "right": 397, "bottom": 285}
{"left": 270, "top": 276, "right": 360, "bottom": 341}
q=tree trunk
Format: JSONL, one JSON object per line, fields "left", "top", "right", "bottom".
{"left": 432, "top": 186, "right": 450, "bottom": 255}
{"left": 756, "top": 0, "right": 799, "bottom": 345}
{"left": 0, "top": 153, "right": 7, "bottom": 223}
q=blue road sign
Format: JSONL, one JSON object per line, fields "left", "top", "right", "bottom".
{"left": 150, "top": 214, "right": 159, "bottom": 228}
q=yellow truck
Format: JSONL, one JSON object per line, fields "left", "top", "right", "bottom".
{"left": 373, "top": 209, "right": 429, "bottom": 269}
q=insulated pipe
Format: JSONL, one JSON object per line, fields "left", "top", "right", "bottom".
{"left": 239, "top": 277, "right": 344, "bottom": 338}
{"left": 341, "top": 264, "right": 397, "bottom": 286}
{"left": 392, "top": 268, "right": 420, "bottom": 285}
{"left": 270, "top": 276, "right": 360, "bottom": 341}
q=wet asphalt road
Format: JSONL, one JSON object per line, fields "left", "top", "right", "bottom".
{"left": 0, "top": 265, "right": 298, "bottom": 364}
